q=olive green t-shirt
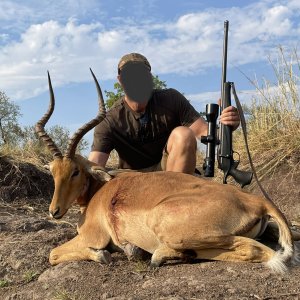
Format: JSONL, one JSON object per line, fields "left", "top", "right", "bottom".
{"left": 91, "top": 88, "right": 200, "bottom": 169}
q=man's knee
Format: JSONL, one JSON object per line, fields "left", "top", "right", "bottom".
{"left": 167, "top": 126, "right": 197, "bottom": 151}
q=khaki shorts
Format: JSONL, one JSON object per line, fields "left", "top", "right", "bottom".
{"left": 138, "top": 148, "right": 168, "bottom": 172}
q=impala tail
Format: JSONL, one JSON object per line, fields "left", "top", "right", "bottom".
{"left": 265, "top": 201, "right": 295, "bottom": 273}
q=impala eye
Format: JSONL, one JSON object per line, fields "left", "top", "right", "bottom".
{"left": 71, "top": 170, "right": 80, "bottom": 178}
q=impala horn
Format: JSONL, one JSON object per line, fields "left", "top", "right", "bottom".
{"left": 64, "top": 68, "right": 106, "bottom": 158}
{"left": 35, "top": 71, "right": 63, "bottom": 158}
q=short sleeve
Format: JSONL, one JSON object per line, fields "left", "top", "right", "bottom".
{"left": 91, "top": 119, "right": 114, "bottom": 153}
{"left": 170, "top": 89, "right": 200, "bottom": 126}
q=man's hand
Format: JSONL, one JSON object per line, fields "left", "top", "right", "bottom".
{"left": 219, "top": 105, "right": 240, "bottom": 130}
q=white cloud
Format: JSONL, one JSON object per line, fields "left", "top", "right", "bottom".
{"left": 0, "top": 1, "right": 101, "bottom": 27}
{"left": 0, "top": 20, "right": 106, "bottom": 99}
{"left": 187, "top": 88, "right": 258, "bottom": 113}
{"left": 0, "top": 0, "right": 299, "bottom": 101}
{"left": 188, "top": 81, "right": 300, "bottom": 117}
{"left": 0, "top": 1, "right": 31, "bottom": 22}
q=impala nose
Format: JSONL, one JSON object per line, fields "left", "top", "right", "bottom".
{"left": 49, "top": 207, "right": 60, "bottom": 219}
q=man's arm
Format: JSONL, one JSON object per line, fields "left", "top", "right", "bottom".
{"left": 189, "top": 117, "right": 208, "bottom": 138}
{"left": 88, "top": 151, "right": 110, "bottom": 167}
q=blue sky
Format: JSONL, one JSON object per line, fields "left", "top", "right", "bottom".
{"left": 0, "top": 0, "right": 299, "bottom": 148}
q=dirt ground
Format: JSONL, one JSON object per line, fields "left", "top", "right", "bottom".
{"left": 0, "top": 156, "right": 300, "bottom": 300}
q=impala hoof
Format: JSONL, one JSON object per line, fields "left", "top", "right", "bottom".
{"left": 97, "top": 249, "right": 112, "bottom": 264}
{"left": 150, "top": 259, "right": 162, "bottom": 268}
{"left": 124, "top": 244, "right": 147, "bottom": 261}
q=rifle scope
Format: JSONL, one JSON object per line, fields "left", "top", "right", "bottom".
{"left": 200, "top": 103, "right": 219, "bottom": 177}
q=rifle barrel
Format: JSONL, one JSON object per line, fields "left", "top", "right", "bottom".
{"left": 221, "top": 20, "right": 229, "bottom": 108}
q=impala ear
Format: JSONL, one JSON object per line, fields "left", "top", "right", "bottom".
{"left": 43, "top": 164, "right": 50, "bottom": 170}
{"left": 90, "top": 166, "right": 113, "bottom": 182}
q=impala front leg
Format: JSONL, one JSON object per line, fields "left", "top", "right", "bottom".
{"left": 49, "top": 235, "right": 111, "bottom": 265}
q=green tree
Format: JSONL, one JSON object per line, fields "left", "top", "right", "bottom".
{"left": 152, "top": 75, "right": 167, "bottom": 90}
{"left": 105, "top": 75, "right": 167, "bottom": 109}
{"left": 0, "top": 91, "right": 22, "bottom": 145}
{"left": 105, "top": 82, "right": 124, "bottom": 109}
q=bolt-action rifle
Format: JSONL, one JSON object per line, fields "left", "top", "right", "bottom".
{"left": 201, "top": 20, "right": 253, "bottom": 188}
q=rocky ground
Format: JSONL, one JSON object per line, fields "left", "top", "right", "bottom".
{"left": 0, "top": 156, "right": 300, "bottom": 300}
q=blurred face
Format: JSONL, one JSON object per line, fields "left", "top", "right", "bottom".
{"left": 119, "top": 63, "right": 153, "bottom": 103}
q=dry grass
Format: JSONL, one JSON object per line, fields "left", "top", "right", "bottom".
{"left": 0, "top": 143, "right": 53, "bottom": 167}
{"left": 106, "top": 149, "right": 119, "bottom": 168}
{"left": 234, "top": 47, "right": 300, "bottom": 184}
